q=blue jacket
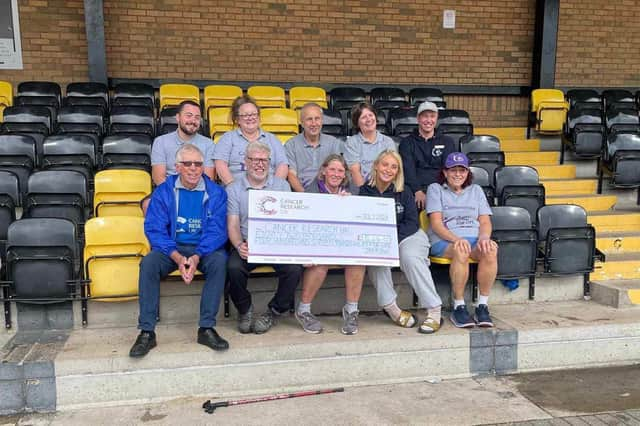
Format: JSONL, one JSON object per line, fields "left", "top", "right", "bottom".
{"left": 145, "top": 174, "right": 228, "bottom": 258}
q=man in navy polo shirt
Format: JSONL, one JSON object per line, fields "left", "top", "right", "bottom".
{"left": 129, "top": 144, "right": 228, "bottom": 358}
{"left": 399, "top": 101, "right": 457, "bottom": 210}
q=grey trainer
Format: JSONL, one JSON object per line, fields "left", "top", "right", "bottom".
{"left": 341, "top": 306, "right": 359, "bottom": 335}
{"left": 295, "top": 311, "right": 323, "bottom": 334}
{"left": 253, "top": 309, "right": 274, "bottom": 334}
{"left": 237, "top": 306, "right": 253, "bottom": 334}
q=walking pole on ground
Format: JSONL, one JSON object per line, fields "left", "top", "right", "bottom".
{"left": 202, "top": 387, "right": 345, "bottom": 414}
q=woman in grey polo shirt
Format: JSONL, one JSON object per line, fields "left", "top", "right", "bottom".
{"left": 426, "top": 152, "right": 498, "bottom": 329}
{"left": 344, "top": 102, "right": 396, "bottom": 187}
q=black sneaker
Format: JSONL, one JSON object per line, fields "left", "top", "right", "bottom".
{"left": 129, "top": 331, "right": 157, "bottom": 358}
{"left": 450, "top": 305, "right": 475, "bottom": 328}
{"left": 475, "top": 304, "right": 494, "bottom": 328}
{"left": 197, "top": 328, "right": 229, "bottom": 351}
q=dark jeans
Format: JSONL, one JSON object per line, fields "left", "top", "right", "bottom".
{"left": 227, "top": 249, "right": 302, "bottom": 315}
{"left": 138, "top": 244, "right": 227, "bottom": 331}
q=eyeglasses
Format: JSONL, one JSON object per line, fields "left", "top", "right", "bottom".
{"left": 238, "top": 112, "right": 259, "bottom": 119}
{"left": 247, "top": 157, "right": 269, "bottom": 165}
{"left": 179, "top": 161, "right": 204, "bottom": 167}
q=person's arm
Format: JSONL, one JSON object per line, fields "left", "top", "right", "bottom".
{"left": 204, "top": 166, "right": 215, "bottom": 181}
{"left": 227, "top": 214, "right": 248, "bottom": 259}
{"left": 195, "top": 186, "right": 228, "bottom": 257}
{"left": 288, "top": 170, "right": 305, "bottom": 192}
{"left": 476, "top": 214, "right": 496, "bottom": 254}
{"left": 275, "top": 163, "right": 289, "bottom": 179}
{"left": 399, "top": 139, "right": 424, "bottom": 208}
{"left": 344, "top": 136, "right": 364, "bottom": 186}
{"left": 151, "top": 164, "right": 167, "bottom": 186}
{"left": 350, "top": 163, "right": 365, "bottom": 187}
{"left": 215, "top": 160, "right": 234, "bottom": 186}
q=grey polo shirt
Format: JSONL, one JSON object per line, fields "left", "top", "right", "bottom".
{"left": 425, "top": 183, "right": 492, "bottom": 246}
{"left": 213, "top": 128, "right": 289, "bottom": 182}
{"left": 226, "top": 174, "right": 291, "bottom": 240}
{"left": 284, "top": 132, "right": 344, "bottom": 189}
{"left": 151, "top": 131, "right": 214, "bottom": 176}
{"left": 343, "top": 131, "right": 396, "bottom": 181}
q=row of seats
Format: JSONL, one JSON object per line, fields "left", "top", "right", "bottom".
{"left": 0, "top": 202, "right": 597, "bottom": 328}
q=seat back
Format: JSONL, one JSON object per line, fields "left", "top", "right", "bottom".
{"left": 101, "top": 134, "right": 152, "bottom": 171}
{"left": 24, "top": 170, "right": 88, "bottom": 226}
{"left": 389, "top": 106, "right": 418, "bottom": 137}
{"left": 494, "top": 165, "right": 539, "bottom": 197}
{"left": 469, "top": 166, "right": 494, "bottom": 205}
{"left": 459, "top": 134, "right": 500, "bottom": 155}
{"left": 436, "top": 109, "right": 473, "bottom": 145}
{"left": 565, "top": 89, "right": 601, "bottom": 109}
{"left": 500, "top": 184, "right": 545, "bottom": 226}
{"left": 84, "top": 216, "right": 149, "bottom": 300}
{"left": 208, "top": 107, "right": 233, "bottom": 141}
{"left": 605, "top": 106, "right": 640, "bottom": 135}
{"left": 289, "top": 86, "right": 328, "bottom": 110}
{"left": 157, "top": 105, "right": 179, "bottom": 135}
{"left": 320, "top": 108, "right": 345, "bottom": 138}
{"left": 247, "top": 85, "right": 286, "bottom": 108}
{"left": 109, "top": 105, "right": 156, "bottom": 137}
{"left": 260, "top": 108, "right": 298, "bottom": 141}
{"left": 0, "top": 81, "right": 13, "bottom": 108}
{"left": 0, "top": 171, "right": 19, "bottom": 246}
{"left": 408, "top": 88, "right": 446, "bottom": 108}
{"left": 17, "top": 81, "right": 62, "bottom": 106}
{"left": 65, "top": 82, "right": 109, "bottom": 112}
{"left": 370, "top": 87, "right": 406, "bottom": 104}
{"left": 490, "top": 206, "right": 537, "bottom": 280}
{"left": 57, "top": 105, "right": 105, "bottom": 136}
{"left": 112, "top": 83, "right": 155, "bottom": 111}
{"left": 329, "top": 87, "right": 366, "bottom": 110}
{"left": 2, "top": 105, "right": 53, "bottom": 133}
{"left": 6, "top": 218, "right": 78, "bottom": 301}
{"left": 94, "top": 169, "right": 151, "bottom": 217}
{"left": 531, "top": 89, "right": 569, "bottom": 134}
{"left": 602, "top": 89, "right": 635, "bottom": 111}
{"left": 42, "top": 134, "right": 96, "bottom": 181}
{"left": 159, "top": 83, "right": 200, "bottom": 111}
{"left": 0, "top": 134, "right": 37, "bottom": 202}
{"left": 605, "top": 133, "right": 640, "bottom": 186}
{"left": 204, "top": 85, "right": 242, "bottom": 111}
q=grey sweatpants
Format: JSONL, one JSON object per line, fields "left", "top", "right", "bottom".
{"left": 368, "top": 229, "right": 442, "bottom": 309}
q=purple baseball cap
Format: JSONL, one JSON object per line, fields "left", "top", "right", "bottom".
{"left": 444, "top": 152, "right": 469, "bottom": 169}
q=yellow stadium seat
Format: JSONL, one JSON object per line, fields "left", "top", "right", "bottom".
{"left": 418, "top": 211, "right": 477, "bottom": 266}
{"left": 94, "top": 169, "right": 152, "bottom": 217}
{"left": 0, "top": 80, "right": 13, "bottom": 107}
{"left": 261, "top": 108, "right": 298, "bottom": 143}
{"left": 528, "top": 89, "right": 569, "bottom": 137}
{"left": 208, "top": 107, "right": 234, "bottom": 141}
{"left": 289, "top": 86, "right": 328, "bottom": 110}
{"left": 84, "top": 216, "right": 150, "bottom": 301}
{"left": 247, "top": 85, "right": 286, "bottom": 108}
{"left": 159, "top": 83, "right": 200, "bottom": 111}
{"left": 204, "top": 85, "right": 242, "bottom": 111}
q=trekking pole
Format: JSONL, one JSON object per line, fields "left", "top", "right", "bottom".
{"left": 202, "top": 387, "right": 344, "bottom": 414}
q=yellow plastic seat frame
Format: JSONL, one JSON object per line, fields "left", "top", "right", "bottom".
{"left": 159, "top": 83, "right": 200, "bottom": 111}
{"left": 93, "top": 169, "right": 152, "bottom": 217}
{"left": 248, "top": 85, "right": 286, "bottom": 108}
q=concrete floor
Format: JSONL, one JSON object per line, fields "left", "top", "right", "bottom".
{"left": 2, "top": 364, "right": 640, "bottom": 425}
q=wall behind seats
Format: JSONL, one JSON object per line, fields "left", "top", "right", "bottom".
{"left": 0, "top": 0, "right": 88, "bottom": 84}
{"left": 556, "top": 1, "right": 640, "bottom": 87}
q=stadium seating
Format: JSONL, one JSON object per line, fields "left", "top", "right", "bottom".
{"left": 0, "top": 171, "right": 19, "bottom": 268}
{"left": 101, "top": 134, "right": 153, "bottom": 171}
{"left": 41, "top": 134, "right": 97, "bottom": 183}
{"left": 527, "top": 89, "right": 569, "bottom": 137}
{"left": 17, "top": 81, "right": 62, "bottom": 107}
{"left": 436, "top": 109, "right": 473, "bottom": 145}
{"left": 459, "top": 134, "right": 504, "bottom": 186}
{"left": 329, "top": 87, "right": 366, "bottom": 130}
{"left": 14, "top": 95, "right": 58, "bottom": 126}
{"left": 599, "top": 132, "right": 640, "bottom": 192}
{"left": 112, "top": 83, "right": 155, "bottom": 111}
{"left": 388, "top": 106, "right": 418, "bottom": 138}
{"left": 23, "top": 170, "right": 89, "bottom": 227}
{"left": 289, "top": 86, "right": 328, "bottom": 110}
{"left": 159, "top": 83, "right": 199, "bottom": 111}
{"left": 1, "top": 105, "right": 52, "bottom": 165}
{"left": 536, "top": 204, "right": 596, "bottom": 296}
{"left": 602, "top": 89, "right": 636, "bottom": 111}
{"left": 565, "top": 89, "right": 601, "bottom": 110}
{"left": 64, "top": 82, "right": 109, "bottom": 113}
{"left": 0, "top": 81, "right": 13, "bottom": 120}
{"left": 157, "top": 105, "right": 180, "bottom": 135}
{"left": 0, "top": 134, "right": 37, "bottom": 201}
{"left": 260, "top": 108, "right": 298, "bottom": 143}
{"left": 604, "top": 106, "right": 639, "bottom": 136}
{"left": 247, "top": 85, "right": 286, "bottom": 108}
{"left": 109, "top": 105, "right": 156, "bottom": 138}
{"left": 409, "top": 88, "right": 446, "bottom": 108}
{"left": 490, "top": 206, "right": 537, "bottom": 299}
{"left": 93, "top": 169, "right": 151, "bottom": 217}
{"left": 320, "top": 108, "right": 345, "bottom": 139}
{"left": 560, "top": 105, "right": 605, "bottom": 164}
{"left": 204, "top": 85, "right": 242, "bottom": 111}
{"left": 208, "top": 107, "right": 233, "bottom": 141}
{"left": 370, "top": 87, "right": 408, "bottom": 121}
{"left": 494, "top": 166, "right": 545, "bottom": 225}
{"left": 84, "top": 216, "right": 149, "bottom": 301}
{"left": 56, "top": 105, "right": 105, "bottom": 137}
{"left": 469, "top": 166, "right": 495, "bottom": 205}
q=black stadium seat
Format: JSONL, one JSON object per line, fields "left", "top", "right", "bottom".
{"left": 17, "top": 81, "right": 62, "bottom": 107}
{"left": 436, "top": 109, "right": 473, "bottom": 146}
{"left": 321, "top": 108, "right": 346, "bottom": 139}
{"left": 112, "top": 83, "right": 155, "bottom": 111}
{"left": 459, "top": 134, "right": 504, "bottom": 186}
{"left": 560, "top": 106, "right": 605, "bottom": 164}
{"left": 565, "top": 89, "right": 601, "bottom": 110}
{"left": 602, "top": 89, "right": 635, "bottom": 111}
{"left": 388, "top": 106, "right": 418, "bottom": 138}
{"left": 409, "top": 87, "right": 446, "bottom": 108}
{"left": 56, "top": 105, "right": 105, "bottom": 137}
{"left": 0, "top": 170, "right": 19, "bottom": 268}
{"left": 494, "top": 166, "right": 545, "bottom": 225}
{"left": 109, "top": 105, "right": 155, "bottom": 138}
{"left": 469, "top": 166, "right": 495, "bottom": 206}
{"left": 0, "top": 134, "right": 37, "bottom": 202}
{"left": 42, "top": 134, "right": 97, "bottom": 183}
{"left": 101, "top": 134, "right": 152, "bottom": 171}
{"left": 24, "top": 170, "right": 89, "bottom": 227}
{"left": 599, "top": 132, "right": 640, "bottom": 192}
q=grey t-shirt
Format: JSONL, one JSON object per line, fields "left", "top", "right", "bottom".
{"left": 213, "top": 128, "right": 289, "bottom": 182}
{"left": 343, "top": 131, "right": 396, "bottom": 181}
{"left": 226, "top": 174, "right": 291, "bottom": 240}
{"left": 151, "top": 131, "right": 214, "bottom": 175}
{"left": 425, "top": 183, "right": 492, "bottom": 245}
{"left": 284, "top": 133, "right": 343, "bottom": 189}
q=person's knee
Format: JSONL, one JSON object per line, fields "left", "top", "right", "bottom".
{"left": 451, "top": 247, "right": 470, "bottom": 263}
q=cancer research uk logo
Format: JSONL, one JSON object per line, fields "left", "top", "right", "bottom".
{"left": 257, "top": 195, "right": 278, "bottom": 215}
{"left": 256, "top": 194, "right": 311, "bottom": 216}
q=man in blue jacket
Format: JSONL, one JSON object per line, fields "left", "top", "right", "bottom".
{"left": 130, "top": 144, "right": 229, "bottom": 358}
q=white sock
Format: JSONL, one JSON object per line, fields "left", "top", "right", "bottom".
{"left": 345, "top": 301, "right": 359, "bottom": 314}
{"left": 383, "top": 301, "right": 402, "bottom": 320}
{"left": 297, "top": 302, "right": 311, "bottom": 315}
{"left": 477, "top": 295, "right": 489, "bottom": 306}
{"left": 454, "top": 299, "right": 465, "bottom": 309}
{"left": 427, "top": 305, "right": 442, "bottom": 323}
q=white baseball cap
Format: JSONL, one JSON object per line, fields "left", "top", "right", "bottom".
{"left": 417, "top": 101, "right": 439, "bottom": 115}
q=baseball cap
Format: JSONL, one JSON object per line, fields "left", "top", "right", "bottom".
{"left": 417, "top": 101, "right": 439, "bottom": 115}
{"left": 444, "top": 152, "right": 469, "bottom": 169}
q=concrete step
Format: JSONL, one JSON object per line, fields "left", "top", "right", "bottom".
{"left": 506, "top": 151, "right": 559, "bottom": 166}
{"left": 589, "top": 212, "right": 640, "bottom": 233}
{"left": 541, "top": 179, "right": 597, "bottom": 196}
{"left": 597, "top": 232, "right": 640, "bottom": 254}
{"left": 500, "top": 139, "right": 540, "bottom": 152}
{"left": 593, "top": 253, "right": 640, "bottom": 281}
{"left": 48, "top": 300, "right": 640, "bottom": 409}
{"left": 546, "top": 194, "right": 617, "bottom": 212}
{"left": 533, "top": 165, "right": 576, "bottom": 180}
{"left": 474, "top": 127, "right": 526, "bottom": 140}
{"left": 591, "top": 279, "right": 640, "bottom": 308}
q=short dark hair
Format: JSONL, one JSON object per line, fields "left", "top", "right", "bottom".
{"left": 350, "top": 102, "right": 377, "bottom": 133}
{"left": 231, "top": 95, "right": 259, "bottom": 126}
{"left": 177, "top": 99, "right": 201, "bottom": 114}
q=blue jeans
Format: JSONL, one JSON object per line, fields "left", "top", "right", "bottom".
{"left": 137, "top": 244, "right": 227, "bottom": 331}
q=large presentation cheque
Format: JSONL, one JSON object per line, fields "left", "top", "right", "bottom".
{"left": 248, "top": 190, "right": 399, "bottom": 267}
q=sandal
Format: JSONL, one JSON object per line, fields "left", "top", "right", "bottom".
{"left": 419, "top": 317, "right": 444, "bottom": 334}
{"left": 383, "top": 309, "right": 417, "bottom": 328}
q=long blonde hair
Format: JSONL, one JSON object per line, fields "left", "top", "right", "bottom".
{"left": 367, "top": 149, "right": 404, "bottom": 192}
